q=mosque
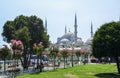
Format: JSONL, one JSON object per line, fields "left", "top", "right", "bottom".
{"left": 56, "top": 14, "right": 93, "bottom": 51}
{"left": 44, "top": 14, "right": 93, "bottom": 63}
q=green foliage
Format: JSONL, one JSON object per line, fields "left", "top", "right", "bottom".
{"left": 33, "top": 43, "right": 43, "bottom": 56}
{"left": 0, "top": 45, "right": 11, "bottom": 73}
{"left": 2, "top": 15, "right": 50, "bottom": 49}
{"left": 13, "top": 27, "right": 31, "bottom": 47}
{"left": 92, "top": 21, "right": 120, "bottom": 58}
{"left": 50, "top": 47, "right": 59, "bottom": 57}
{"left": 75, "top": 50, "right": 81, "bottom": 57}
{"left": 2, "top": 21, "right": 14, "bottom": 42}
{"left": 61, "top": 50, "right": 68, "bottom": 58}
{"left": 0, "top": 45, "right": 11, "bottom": 60}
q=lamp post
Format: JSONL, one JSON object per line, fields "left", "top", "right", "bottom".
{"left": 52, "top": 45, "right": 56, "bottom": 70}
{"left": 71, "top": 42, "right": 74, "bottom": 67}
{"left": 51, "top": 44, "right": 56, "bottom": 70}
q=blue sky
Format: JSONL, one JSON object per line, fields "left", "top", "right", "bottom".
{"left": 0, "top": 0, "right": 120, "bottom": 47}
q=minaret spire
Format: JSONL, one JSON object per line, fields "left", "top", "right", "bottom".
{"left": 45, "top": 18, "right": 47, "bottom": 33}
{"left": 74, "top": 13, "right": 78, "bottom": 42}
{"left": 65, "top": 26, "right": 67, "bottom": 34}
{"left": 91, "top": 21, "right": 93, "bottom": 37}
{"left": 75, "top": 13, "right": 77, "bottom": 26}
{"left": 119, "top": 16, "right": 120, "bottom": 21}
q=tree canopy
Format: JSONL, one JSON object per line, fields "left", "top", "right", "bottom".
{"left": 92, "top": 21, "right": 120, "bottom": 73}
{"left": 92, "top": 21, "right": 120, "bottom": 58}
{"left": 2, "top": 15, "right": 50, "bottom": 49}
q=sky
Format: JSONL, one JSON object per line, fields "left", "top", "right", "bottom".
{"left": 0, "top": 0, "right": 120, "bottom": 47}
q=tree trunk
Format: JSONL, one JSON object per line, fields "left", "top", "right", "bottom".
{"left": 64, "top": 57, "right": 65, "bottom": 69}
{"left": 36, "top": 55, "right": 39, "bottom": 69}
{"left": 115, "top": 56, "right": 120, "bottom": 74}
{"left": 23, "top": 54, "right": 29, "bottom": 70}
{"left": 66, "top": 57, "right": 67, "bottom": 68}
{"left": 21, "top": 47, "right": 29, "bottom": 70}
{"left": 71, "top": 54, "right": 74, "bottom": 67}
{"left": 20, "top": 58, "right": 28, "bottom": 70}
{"left": 20, "top": 54, "right": 29, "bottom": 70}
{"left": 40, "top": 56, "right": 42, "bottom": 72}
{"left": 77, "top": 56, "right": 79, "bottom": 65}
{"left": 53, "top": 55, "right": 55, "bottom": 70}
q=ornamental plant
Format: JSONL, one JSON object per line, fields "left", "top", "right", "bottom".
{"left": 33, "top": 43, "right": 44, "bottom": 56}
{"left": 0, "top": 45, "right": 11, "bottom": 73}
{"left": 80, "top": 50, "right": 91, "bottom": 55}
{"left": 60, "top": 49, "right": 69, "bottom": 68}
{"left": 75, "top": 50, "right": 81, "bottom": 62}
{"left": 11, "top": 39, "right": 23, "bottom": 59}
{"left": 33, "top": 43, "right": 44, "bottom": 71}
{"left": 11, "top": 40, "right": 23, "bottom": 50}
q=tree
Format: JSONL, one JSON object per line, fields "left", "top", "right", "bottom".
{"left": 11, "top": 39, "right": 23, "bottom": 66}
{"left": 75, "top": 50, "right": 81, "bottom": 64}
{"left": 92, "top": 21, "right": 120, "bottom": 74}
{"left": 0, "top": 45, "right": 11, "bottom": 73}
{"left": 12, "top": 27, "right": 31, "bottom": 69}
{"left": 60, "top": 49, "right": 68, "bottom": 69}
{"left": 2, "top": 15, "right": 50, "bottom": 69}
{"left": 50, "top": 46, "right": 59, "bottom": 70}
{"left": 33, "top": 43, "right": 43, "bottom": 72}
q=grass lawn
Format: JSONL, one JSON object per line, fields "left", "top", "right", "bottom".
{"left": 17, "top": 64, "right": 120, "bottom": 78}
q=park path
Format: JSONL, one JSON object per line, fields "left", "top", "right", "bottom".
{"left": 0, "top": 75, "right": 8, "bottom": 78}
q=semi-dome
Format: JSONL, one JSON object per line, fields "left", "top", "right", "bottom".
{"left": 60, "top": 38, "right": 69, "bottom": 42}
{"left": 85, "top": 37, "right": 93, "bottom": 45}
{"left": 77, "top": 38, "right": 83, "bottom": 44}
{"left": 77, "top": 39, "right": 82, "bottom": 42}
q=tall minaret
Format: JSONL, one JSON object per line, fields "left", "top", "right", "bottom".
{"left": 45, "top": 18, "right": 47, "bottom": 33}
{"left": 74, "top": 13, "right": 78, "bottom": 42}
{"left": 91, "top": 21, "right": 93, "bottom": 37}
{"left": 65, "top": 26, "right": 67, "bottom": 34}
{"left": 119, "top": 16, "right": 120, "bottom": 21}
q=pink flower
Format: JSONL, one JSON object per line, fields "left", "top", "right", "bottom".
{"left": 11, "top": 39, "right": 23, "bottom": 50}
{"left": 38, "top": 43, "right": 43, "bottom": 48}
{"left": 11, "top": 40, "right": 17, "bottom": 45}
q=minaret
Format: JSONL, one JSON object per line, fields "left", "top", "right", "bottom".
{"left": 74, "top": 13, "right": 78, "bottom": 42}
{"left": 119, "top": 16, "right": 120, "bottom": 21}
{"left": 65, "top": 26, "right": 67, "bottom": 34}
{"left": 45, "top": 18, "right": 47, "bottom": 33}
{"left": 91, "top": 21, "right": 93, "bottom": 37}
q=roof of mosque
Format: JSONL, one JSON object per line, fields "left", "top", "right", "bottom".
{"left": 62, "top": 32, "right": 74, "bottom": 38}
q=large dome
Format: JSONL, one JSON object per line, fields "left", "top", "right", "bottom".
{"left": 62, "top": 32, "right": 74, "bottom": 39}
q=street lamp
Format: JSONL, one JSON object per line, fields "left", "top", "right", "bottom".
{"left": 71, "top": 42, "right": 74, "bottom": 67}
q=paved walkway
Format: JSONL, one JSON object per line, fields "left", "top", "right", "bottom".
{"left": 0, "top": 75, "right": 8, "bottom": 78}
